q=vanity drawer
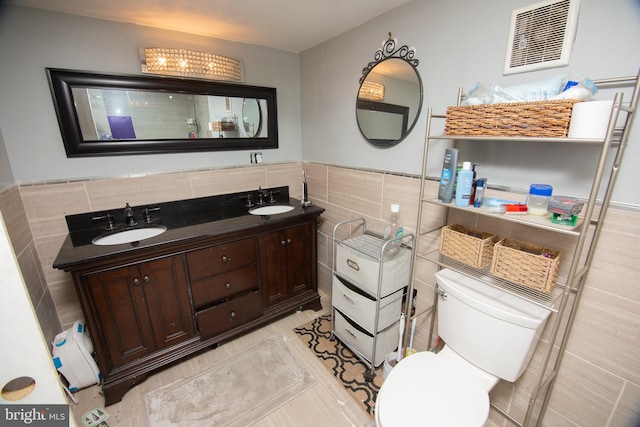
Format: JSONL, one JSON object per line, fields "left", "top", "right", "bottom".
{"left": 332, "top": 274, "right": 403, "bottom": 334}
{"left": 191, "top": 265, "right": 259, "bottom": 309}
{"left": 333, "top": 309, "right": 399, "bottom": 367}
{"left": 187, "top": 237, "right": 257, "bottom": 280}
{"left": 196, "top": 291, "right": 263, "bottom": 340}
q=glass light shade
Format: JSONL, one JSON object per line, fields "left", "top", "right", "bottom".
{"left": 143, "top": 48, "right": 242, "bottom": 82}
{"left": 358, "top": 81, "right": 385, "bottom": 101}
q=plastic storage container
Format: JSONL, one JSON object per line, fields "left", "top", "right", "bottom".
{"left": 526, "top": 184, "right": 553, "bottom": 215}
{"left": 52, "top": 320, "right": 102, "bottom": 392}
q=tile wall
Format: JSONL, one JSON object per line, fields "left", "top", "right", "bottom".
{"left": 0, "top": 185, "right": 61, "bottom": 345}
{"left": 304, "top": 162, "right": 640, "bottom": 427}
{"left": 2, "top": 161, "right": 638, "bottom": 426}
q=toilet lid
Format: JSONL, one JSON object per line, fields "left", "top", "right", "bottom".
{"left": 376, "top": 351, "right": 489, "bottom": 427}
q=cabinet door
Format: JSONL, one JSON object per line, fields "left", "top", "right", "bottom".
{"left": 259, "top": 224, "right": 313, "bottom": 307}
{"left": 284, "top": 224, "right": 313, "bottom": 297}
{"left": 86, "top": 255, "right": 194, "bottom": 370}
{"left": 88, "top": 265, "right": 156, "bottom": 368}
{"left": 140, "top": 256, "right": 195, "bottom": 350}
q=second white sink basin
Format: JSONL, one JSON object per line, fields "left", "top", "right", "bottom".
{"left": 249, "top": 205, "right": 294, "bottom": 215}
{"left": 92, "top": 225, "right": 168, "bottom": 246}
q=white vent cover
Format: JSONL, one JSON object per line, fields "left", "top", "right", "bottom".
{"left": 504, "top": 0, "right": 580, "bottom": 75}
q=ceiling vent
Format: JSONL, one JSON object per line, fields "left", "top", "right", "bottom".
{"left": 504, "top": 0, "right": 580, "bottom": 75}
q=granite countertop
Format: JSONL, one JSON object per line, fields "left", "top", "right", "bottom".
{"left": 53, "top": 186, "right": 324, "bottom": 270}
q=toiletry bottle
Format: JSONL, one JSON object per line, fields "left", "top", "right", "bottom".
{"left": 473, "top": 178, "right": 486, "bottom": 207}
{"left": 384, "top": 204, "right": 403, "bottom": 255}
{"left": 455, "top": 162, "right": 474, "bottom": 207}
{"left": 438, "top": 148, "right": 459, "bottom": 203}
{"left": 469, "top": 163, "right": 478, "bottom": 205}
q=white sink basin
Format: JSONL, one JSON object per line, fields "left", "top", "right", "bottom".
{"left": 92, "top": 225, "right": 168, "bottom": 246}
{"left": 249, "top": 205, "right": 294, "bottom": 216}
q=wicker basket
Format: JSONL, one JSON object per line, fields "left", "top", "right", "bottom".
{"left": 439, "top": 224, "right": 498, "bottom": 268}
{"left": 490, "top": 239, "right": 561, "bottom": 293}
{"left": 444, "top": 99, "right": 579, "bottom": 137}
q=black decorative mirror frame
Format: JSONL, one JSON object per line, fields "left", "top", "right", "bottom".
{"left": 356, "top": 35, "right": 423, "bottom": 148}
{"left": 46, "top": 68, "right": 278, "bottom": 157}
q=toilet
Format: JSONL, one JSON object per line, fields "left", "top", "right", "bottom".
{"left": 375, "top": 269, "right": 551, "bottom": 427}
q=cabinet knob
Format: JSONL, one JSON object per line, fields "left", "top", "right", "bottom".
{"left": 280, "top": 238, "right": 291, "bottom": 246}
{"left": 225, "top": 282, "right": 231, "bottom": 289}
{"left": 230, "top": 311, "right": 237, "bottom": 320}
{"left": 143, "top": 275, "right": 150, "bottom": 284}
{"left": 133, "top": 277, "right": 141, "bottom": 286}
{"left": 220, "top": 255, "right": 230, "bottom": 263}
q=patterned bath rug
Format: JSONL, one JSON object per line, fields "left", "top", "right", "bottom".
{"left": 144, "top": 334, "right": 316, "bottom": 427}
{"left": 293, "top": 314, "right": 383, "bottom": 416}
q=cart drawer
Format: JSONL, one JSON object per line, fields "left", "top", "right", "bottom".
{"left": 333, "top": 309, "right": 399, "bottom": 367}
{"left": 332, "top": 274, "right": 403, "bottom": 334}
{"left": 335, "top": 234, "right": 411, "bottom": 297}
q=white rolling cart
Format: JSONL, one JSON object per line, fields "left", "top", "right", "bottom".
{"left": 331, "top": 217, "right": 415, "bottom": 381}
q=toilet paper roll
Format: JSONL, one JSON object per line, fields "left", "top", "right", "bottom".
{"left": 568, "top": 100, "right": 614, "bottom": 139}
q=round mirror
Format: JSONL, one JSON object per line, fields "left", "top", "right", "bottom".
{"left": 242, "top": 98, "right": 262, "bottom": 137}
{"left": 357, "top": 58, "right": 422, "bottom": 147}
{"left": 356, "top": 37, "right": 423, "bottom": 148}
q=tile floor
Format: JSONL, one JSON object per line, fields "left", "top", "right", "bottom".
{"left": 70, "top": 292, "right": 374, "bottom": 427}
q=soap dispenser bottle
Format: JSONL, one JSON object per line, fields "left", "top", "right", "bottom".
{"left": 455, "top": 162, "right": 474, "bottom": 207}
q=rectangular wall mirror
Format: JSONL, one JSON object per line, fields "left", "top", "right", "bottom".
{"left": 46, "top": 68, "right": 278, "bottom": 157}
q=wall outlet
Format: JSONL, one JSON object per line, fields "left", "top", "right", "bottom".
{"left": 250, "top": 152, "right": 263, "bottom": 164}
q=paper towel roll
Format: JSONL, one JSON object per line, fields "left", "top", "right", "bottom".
{"left": 568, "top": 100, "right": 613, "bottom": 139}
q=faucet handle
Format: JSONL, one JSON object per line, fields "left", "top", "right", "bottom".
{"left": 143, "top": 207, "right": 160, "bottom": 224}
{"left": 240, "top": 193, "right": 254, "bottom": 207}
{"left": 92, "top": 213, "right": 117, "bottom": 230}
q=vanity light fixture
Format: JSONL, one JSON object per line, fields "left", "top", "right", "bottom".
{"left": 142, "top": 48, "right": 243, "bottom": 82}
{"left": 358, "top": 81, "right": 385, "bottom": 101}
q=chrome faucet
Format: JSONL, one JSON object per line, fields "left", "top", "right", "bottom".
{"left": 124, "top": 203, "right": 138, "bottom": 226}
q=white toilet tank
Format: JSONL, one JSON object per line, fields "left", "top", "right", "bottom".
{"left": 435, "top": 269, "right": 551, "bottom": 382}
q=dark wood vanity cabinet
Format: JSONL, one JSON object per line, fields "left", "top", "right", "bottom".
{"left": 61, "top": 210, "right": 323, "bottom": 406}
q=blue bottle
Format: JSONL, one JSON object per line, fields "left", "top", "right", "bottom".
{"left": 438, "top": 148, "right": 459, "bottom": 203}
{"left": 455, "top": 161, "right": 474, "bottom": 206}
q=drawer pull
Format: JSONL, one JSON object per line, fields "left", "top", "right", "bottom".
{"left": 230, "top": 311, "right": 237, "bottom": 319}
{"left": 346, "top": 259, "right": 360, "bottom": 271}
{"left": 342, "top": 293, "right": 355, "bottom": 305}
{"left": 345, "top": 328, "right": 358, "bottom": 340}
{"left": 225, "top": 282, "right": 231, "bottom": 289}
{"left": 220, "top": 255, "right": 231, "bottom": 263}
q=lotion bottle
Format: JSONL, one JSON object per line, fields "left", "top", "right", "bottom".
{"left": 455, "top": 161, "right": 474, "bottom": 206}
{"left": 438, "top": 148, "right": 459, "bottom": 203}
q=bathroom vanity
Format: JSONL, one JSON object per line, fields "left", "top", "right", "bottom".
{"left": 53, "top": 186, "right": 323, "bottom": 405}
